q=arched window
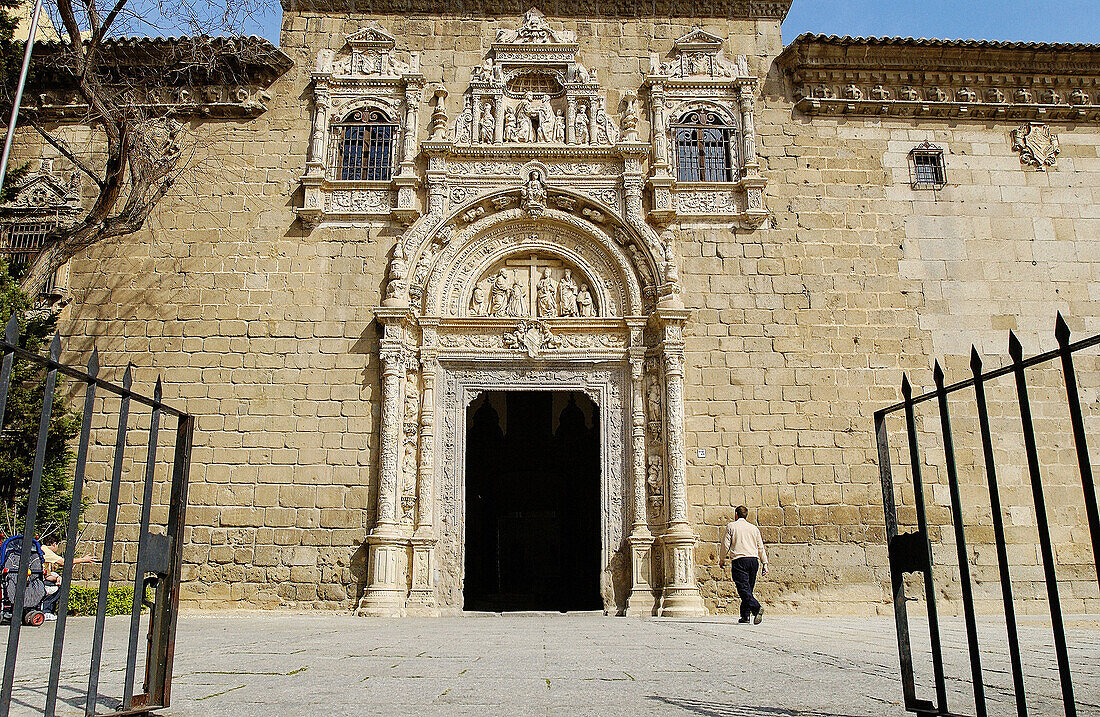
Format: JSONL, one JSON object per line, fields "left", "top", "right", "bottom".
{"left": 672, "top": 109, "right": 736, "bottom": 182}
{"left": 330, "top": 108, "right": 398, "bottom": 181}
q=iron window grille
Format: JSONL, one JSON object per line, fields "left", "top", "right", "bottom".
{"left": 329, "top": 109, "right": 399, "bottom": 181}
{"left": 909, "top": 141, "right": 947, "bottom": 189}
{"left": 1, "top": 220, "right": 60, "bottom": 295}
{"left": 673, "top": 109, "right": 736, "bottom": 183}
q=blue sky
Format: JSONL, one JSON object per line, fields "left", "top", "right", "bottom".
{"left": 246, "top": 1, "right": 1100, "bottom": 45}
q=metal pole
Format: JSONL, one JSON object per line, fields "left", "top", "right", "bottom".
{"left": 0, "top": 0, "right": 43, "bottom": 198}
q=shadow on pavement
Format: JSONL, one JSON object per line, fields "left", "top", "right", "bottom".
{"left": 649, "top": 695, "right": 882, "bottom": 717}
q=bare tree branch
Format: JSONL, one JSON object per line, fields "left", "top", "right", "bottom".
{"left": 27, "top": 118, "right": 104, "bottom": 187}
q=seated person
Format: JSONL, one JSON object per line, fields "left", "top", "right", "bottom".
{"left": 40, "top": 539, "right": 96, "bottom": 619}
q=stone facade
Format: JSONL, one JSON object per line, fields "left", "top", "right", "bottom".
{"left": 10, "top": 3, "right": 1100, "bottom": 614}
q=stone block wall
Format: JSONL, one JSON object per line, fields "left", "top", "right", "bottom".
{"left": 14, "top": 10, "right": 1099, "bottom": 614}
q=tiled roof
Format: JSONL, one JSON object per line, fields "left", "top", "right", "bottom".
{"left": 789, "top": 33, "right": 1100, "bottom": 52}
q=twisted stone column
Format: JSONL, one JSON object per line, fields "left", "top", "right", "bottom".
{"left": 626, "top": 338, "right": 657, "bottom": 616}
{"left": 408, "top": 348, "right": 438, "bottom": 614}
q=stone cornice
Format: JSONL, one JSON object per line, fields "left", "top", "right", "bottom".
{"left": 281, "top": 0, "right": 792, "bottom": 19}
{"left": 777, "top": 34, "right": 1100, "bottom": 121}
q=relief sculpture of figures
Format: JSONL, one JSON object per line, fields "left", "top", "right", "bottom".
{"left": 536, "top": 269, "right": 558, "bottom": 317}
{"left": 559, "top": 269, "right": 579, "bottom": 316}
{"left": 488, "top": 269, "right": 511, "bottom": 316}
{"left": 577, "top": 284, "right": 596, "bottom": 317}
{"left": 480, "top": 102, "right": 495, "bottom": 144}
{"left": 535, "top": 95, "right": 555, "bottom": 143}
{"left": 507, "top": 277, "right": 527, "bottom": 316}
{"left": 470, "top": 280, "right": 487, "bottom": 316}
{"left": 516, "top": 92, "right": 535, "bottom": 143}
{"left": 595, "top": 99, "right": 618, "bottom": 144}
{"left": 454, "top": 96, "right": 472, "bottom": 143}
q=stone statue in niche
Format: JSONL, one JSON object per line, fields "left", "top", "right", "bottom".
{"left": 621, "top": 92, "right": 639, "bottom": 142}
{"left": 574, "top": 106, "right": 590, "bottom": 144}
{"left": 559, "top": 269, "right": 579, "bottom": 317}
{"left": 480, "top": 102, "right": 495, "bottom": 143}
{"left": 488, "top": 269, "right": 511, "bottom": 317}
{"left": 552, "top": 109, "right": 566, "bottom": 143}
{"left": 577, "top": 284, "right": 595, "bottom": 317}
{"left": 522, "top": 170, "right": 547, "bottom": 215}
{"left": 536, "top": 269, "right": 558, "bottom": 317}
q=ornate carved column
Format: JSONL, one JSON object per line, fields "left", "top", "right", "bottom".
{"left": 306, "top": 88, "right": 329, "bottom": 176}
{"left": 655, "top": 309, "right": 706, "bottom": 617}
{"left": 471, "top": 94, "right": 482, "bottom": 145}
{"left": 394, "top": 82, "right": 423, "bottom": 225}
{"left": 407, "top": 321, "right": 438, "bottom": 614}
{"left": 588, "top": 99, "right": 599, "bottom": 146}
{"left": 565, "top": 95, "right": 577, "bottom": 145}
{"left": 358, "top": 308, "right": 413, "bottom": 616}
{"left": 626, "top": 319, "right": 656, "bottom": 615}
{"left": 492, "top": 92, "right": 505, "bottom": 144}
{"left": 738, "top": 85, "right": 759, "bottom": 176}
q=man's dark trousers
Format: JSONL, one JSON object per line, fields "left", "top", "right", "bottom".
{"left": 730, "top": 557, "right": 760, "bottom": 620}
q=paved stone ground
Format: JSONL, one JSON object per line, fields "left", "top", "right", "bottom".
{"left": 5, "top": 612, "right": 1099, "bottom": 716}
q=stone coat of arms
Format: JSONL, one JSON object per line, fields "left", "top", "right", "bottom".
{"left": 1012, "top": 123, "right": 1060, "bottom": 169}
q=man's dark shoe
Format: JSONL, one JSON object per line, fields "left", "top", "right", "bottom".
{"left": 738, "top": 617, "right": 750, "bottom": 624}
{"left": 753, "top": 607, "right": 764, "bottom": 625}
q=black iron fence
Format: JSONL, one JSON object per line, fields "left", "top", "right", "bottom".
{"left": 0, "top": 315, "right": 194, "bottom": 717}
{"left": 875, "top": 314, "right": 1099, "bottom": 717}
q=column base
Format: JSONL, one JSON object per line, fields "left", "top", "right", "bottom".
{"left": 625, "top": 530, "right": 657, "bottom": 617}
{"left": 404, "top": 534, "right": 438, "bottom": 616}
{"left": 356, "top": 528, "right": 408, "bottom": 617}
{"left": 657, "top": 526, "right": 707, "bottom": 618}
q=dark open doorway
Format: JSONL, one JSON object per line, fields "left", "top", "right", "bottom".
{"left": 463, "top": 390, "right": 601, "bottom": 612}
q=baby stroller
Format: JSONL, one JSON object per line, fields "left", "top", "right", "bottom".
{"left": 1, "top": 535, "right": 48, "bottom": 627}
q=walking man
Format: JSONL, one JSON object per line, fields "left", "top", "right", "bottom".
{"left": 719, "top": 505, "right": 768, "bottom": 624}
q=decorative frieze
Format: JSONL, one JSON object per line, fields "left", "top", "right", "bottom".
{"left": 778, "top": 34, "right": 1100, "bottom": 122}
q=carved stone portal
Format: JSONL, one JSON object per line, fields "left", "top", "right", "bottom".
{"left": 356, "top": 9, "right": 705, "bottom": 619}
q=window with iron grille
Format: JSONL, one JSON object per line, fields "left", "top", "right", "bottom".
{"left": 1, "top": 220, "right": 59, "bottom": 294}
{"left": 908, "top": 141, "right": 947, "bottom": 189}
{"left": 673, "top": 110, "right": 736, "bottom": 182}
{"left": 329, "top": 109, "right": 398, "bottom": 181}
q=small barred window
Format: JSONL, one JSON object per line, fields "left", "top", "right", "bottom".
{"left": 673, "top": 110, "right": 736, "bottom": 183}
{"left": 329, "top": 109, "right": 398, "bottom": 181}
{"left": 909, "top": 141, "right": 947, "bottom": 189}
{"left": 1, "top": 221, "right": 59, "bottom": 295}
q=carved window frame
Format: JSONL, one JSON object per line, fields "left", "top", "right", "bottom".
{"left": 298, "top": 27, "right": 425, "bottom": 229}
{"left": 671, "top": 107, "right": 738, "bottom": 183}
{"left": 328, "top": 107, "right": 400, "bottom": 182}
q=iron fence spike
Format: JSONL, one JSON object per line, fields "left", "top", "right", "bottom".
{"left": 1055, "top": 312, "right": 1071, "bottom": 345}
{"left": 87, "top": 346, "right": 100, "bottom": 377}
{"left": 3, "top": 313, "right": 16, "bottom": 344}
{"left": 1008, "top": 330, "right": 1023, "bottom": 360}
{"left": 49, "top": 332, "right": 61, "bottom": 360}
{"left": 970, "top": 346, "right": 983, "bottom": 372}
{"left": 901, "top": 373, "right": 911, "bottom": 397}
{"left": 155, "top": 376, "right": 163, "bottom": 401}
{"left": 933, "top": 360, "right": 944, "bottom": 385}
{"left": 123, "top": 363, "right": 133, "bottom": 388}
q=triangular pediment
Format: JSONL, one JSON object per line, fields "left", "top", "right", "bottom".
{"left": 5, "top": 173, "right": 74, "bottom": 210}
{"left": 673, "top": 28, "right": 725, "bottom": 51}
{"left": 493, "top": 7, "right": 577, "bottom": 46}
{"left": 345, "top": 25, "right": 396, "bottom": 49}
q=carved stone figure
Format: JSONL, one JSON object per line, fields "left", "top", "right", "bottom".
{"left": 621, "top": 92, "right": 639, "bottom": 142}
{"left": 480, "top": 102, "right": 495, "bottom": 144}
{"left": 516, "top": 92, "right": 535, "bottom": 143}
{"left": 536, "top": 269, "right": 558, "bottom": 317}
{"left": 412, "top": 252, "right": 433, "bottom": 289}
{"left": 595, "top": 99, "right": 618, "bottom": 144}
{"left": 488, "top": 270, "right": 511, "bottom": 317}
{"left": 535, "top": 95, "right": 555, "bottom": 143}
{"left": 522, "top": 170, "right": 547, "bottom": 214}
{"left": 472, "top": 57, "right": 494, "bottom": 82}
{"left": 574, "top": 107, "right": 590, "bottom": 144}
{"left": 571, "top": 62, "right": 590, "bottom": 83}
{"left": 388, "top": 242, "right": 408, "bottom": 282}
{"left": 559, "top": 269, "right": 579, "bottom": 317}
{"left": 507, "top": 278, "right": 527, "bottom": 316}
{"left": 577, "top": 284, "right": 595, "bottom": 317}
{"left": 470, "top": 281, "right": 487, "bottom": 316}
{"left": 503, "top": 107, "right": 518, "bottom": 142}
{"left": 552, "top": 109, "right": 566, "bottom": 143}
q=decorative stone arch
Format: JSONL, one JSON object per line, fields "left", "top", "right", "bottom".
{"left": 358, "top": 181, "right": 706, "bottom": 618}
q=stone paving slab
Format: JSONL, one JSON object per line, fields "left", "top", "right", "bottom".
{"left": 4, "top": 612, "right": 1098, "bottom": 716}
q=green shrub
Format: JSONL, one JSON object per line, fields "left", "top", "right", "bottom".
{"left": 65, "top": 585, "right": 147, "bottom": 617}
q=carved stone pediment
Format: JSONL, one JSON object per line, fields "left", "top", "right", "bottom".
{"left": 1, "top": 160, "right": 81, "bottom": 215}
{"left": 652, "top": 28, "right": 747, "bottom": 79}
{"left": 493, "top": 8, "right": 577, "bottom": 46}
